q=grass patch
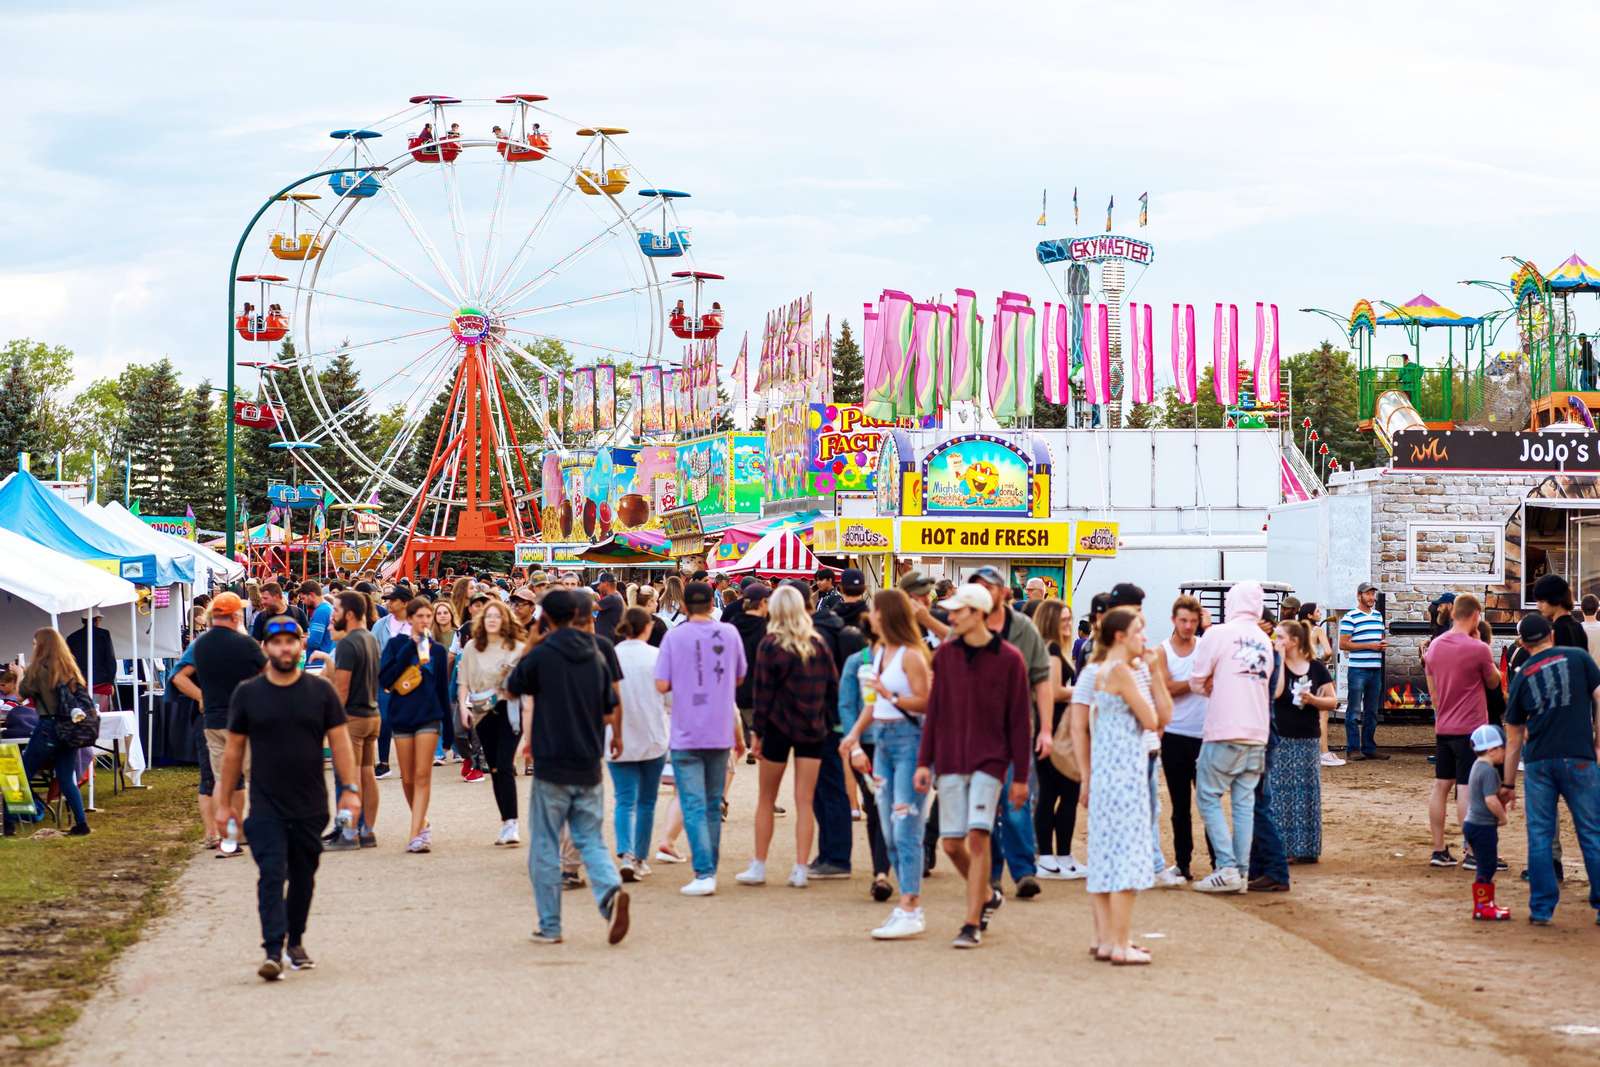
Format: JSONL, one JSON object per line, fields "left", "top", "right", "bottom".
{"left": 0, "top": 766, "right": 200, "bottom": 1058}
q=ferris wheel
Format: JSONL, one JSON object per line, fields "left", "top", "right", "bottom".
{"left": 233, "top": 92, "right": 719, "bottom": 575}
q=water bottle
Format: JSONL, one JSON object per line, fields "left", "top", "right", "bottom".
{"left": 220, "top": 817, "right": 240, "bottom": 855}
{"left": 336, "top": 807, "right": 356, "bottom": 843}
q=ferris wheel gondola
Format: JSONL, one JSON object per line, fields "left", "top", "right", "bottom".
{"left": 638, "top": 188, "right": 691, "bottom": 258}
{"left": 575, "top": 127, "right": 630, "bottom": 195}
{"left": 494, "top": 94, "right": 551, "bottom": 161}
{"left": 269, "top": 194, "right": 326, "bottom": 261}
{"left": 328, "top": 129, "right": 384, "bottom": 198}
{"left": 669, "top": 270, "right": 725, "bottom": 339}
{"left": 235, "top": 274, "right": 290, "bottom": 341}
{"left": 407, "top": 95, "right": 464, "bottom": 162}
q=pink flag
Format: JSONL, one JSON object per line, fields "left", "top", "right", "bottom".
{"left": 1128, "top": 303, "right": 1155, "bottom": 405}
{"left": 629, "top": 373, "right": 643, "bottom": 436}
{"left": 1081, "top": 302, "right": 1111, "bottom": 405}
{"left": 862, "top": 302, "right": 882, "bottom": 404}
{"left": 951, "top": 288, "right": 979, "bottom": 401}
{"left": 1213, "top": 303, "right": 1240, "bottom": 406}
{"left": 1000, "top": 290, "right": 1031, "bottom": 307}
{"left": 934, "top": 303, "right": 954, "bottom": 407}
{"left": 1040, "top": 302, "right": 1069, "bottom": 405}
{"left": 986, "top": 297, "right": 1011, "bottom": 413}
{"left": 1170, "top": 304, "right": 1196, "bottom": 404}
{"left": 1254, "top": 302, "right": 1280, "bottom": 404}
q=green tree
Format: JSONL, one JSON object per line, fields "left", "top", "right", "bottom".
{"left": 0, "top": 339, "right": 75, "bottom": 461}
{"left": 311, "top": 344, "right": 379, "bottom": 500}
{"left": 1029, "top": 374, "right": 1070, "bottom": 428}
{"left": 1279, "top": 342, "right": 1374, "bottom": 468}
{"left": 171, "top": 381, "right": 224, "bottom": 526}
{"left": 0, "top": 350, "right": 47, "bottom": 469}
{"left": 233, "top": 339, "right": 316, "bottom": 527}
{"left": 123, "top": 358, "right": 186, "bottom": 513}
{"left": 1125, "top": 402, "right": 1160, "bottom": 429}
{"left": 831, "top": 319, "right": 863, "bottom": 404}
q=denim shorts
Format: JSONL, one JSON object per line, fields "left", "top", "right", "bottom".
{"left": 935, "top": 771, "right": 1002, "bottom": 838}
{"left": 391, "top": 721, "right": 442, "bottom": 740}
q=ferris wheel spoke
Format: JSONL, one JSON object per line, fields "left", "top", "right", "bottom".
{"left": 482, "top": 138, "right": 598, "bottom": 303}
{"left": 476, "top": 156, "right": 515, "bottom": 303}
{"left": 496, "top": 323, "right": 638, "bottom": 359}
{"left": 286, "top": 325, "right": 447, "bottom": 366}
{"left": 298, "top": 336, "right": 458, "bottom": 447}
{"left": 494, "top": 199, "right": 654, "bottom": 311}
{"left": 291, "top": 285, "right": 453, "bottom": 322}
{"left": 440, "top": 159, "right": 478, "bottom": 305}
{"left": 486, "top": 340, "right": 556, "bottom": 447}
{"left": 297, "top": 200, "right": 460, "bottom": 311}
{"left": 378, "top": 172, "right": 470, "bottom": 305}
{"left": 503, "top": 282, "right": 662, "bottom": 321}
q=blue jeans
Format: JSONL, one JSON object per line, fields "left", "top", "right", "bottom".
{"left": 1148, "top": 754, "right": 1168, "bottom": 874}
{"left": 1196, "top": 741, "right": 1266, "bottom": 873}
{"left": 1247, "top": 732, "right": 1289, "bottom": 885}
{"left": 990, "top": 764, "right": 1038, "bottom": 884}
{"left": 527, "top": 778, "right": 621, "bottom": 938}
{"left": 3, "top": 723, "right": 88, "bottom": 833}
{"left": 607, "top": 756, "right": 665, "bottom": 862}
{"left": 1344, "top": 666, "right": 1382, "bottom": 756}
{"left": 671, "top": 748, "right": 729, "bottom": 879}
{"left": 812, "top": 734, "right": 853, "bottom": 870}
{"left": 871, "top": 719, "right": 926, "bottom": 896}
{"left": 1522, "top": 758, "right": 1600, "bottom": 921}
{"left": 377, "top": 689, "right": 391, "bottom": 766}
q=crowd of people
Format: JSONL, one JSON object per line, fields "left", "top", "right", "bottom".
{"left": 7, "top": 557, "right": 1600, "bottom": 980}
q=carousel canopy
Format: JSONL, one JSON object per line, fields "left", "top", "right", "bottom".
{"left": 1546, "top": 253, "right": 1600, "bottom": 293}
{"left": 717, "top": 527, "right": 823, "bottom": 580}
{"left": 1377, "top": 293, "right": 1481, "bottom": 327}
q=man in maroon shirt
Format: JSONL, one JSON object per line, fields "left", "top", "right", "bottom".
{"left": 914, "top": 584, "right": 1033, "bottom": 949}
{"left": 1422, "top": 594, "right": 1501, "bottom": 868}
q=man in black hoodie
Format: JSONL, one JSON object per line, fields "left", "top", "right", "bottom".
{"left": 507, "top": 590, "right": 630, "bottom": 946}
{"left": 731, "top": 584, "right": 771, "bottom": 762}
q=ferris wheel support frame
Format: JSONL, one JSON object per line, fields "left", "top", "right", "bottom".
{"left": 225, "top": 166, "right": 384, "bottom": 560}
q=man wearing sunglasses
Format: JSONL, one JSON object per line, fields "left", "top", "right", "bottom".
{"left": 214, "top": 615, "right": 361, "bottom": 982}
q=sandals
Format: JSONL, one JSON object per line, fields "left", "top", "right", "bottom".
{"left": 407, "top": 835, "right": 431, "bottom": 853}
{"left": 1111, "top": 946, "right": 1152, "bottom": 966}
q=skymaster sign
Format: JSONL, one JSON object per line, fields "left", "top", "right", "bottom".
{"left": 1391, "top": 430, "right": 1600, "bottom": 474}
{"left": 1035, "top": 234, "right": 1155, "bottom": 267}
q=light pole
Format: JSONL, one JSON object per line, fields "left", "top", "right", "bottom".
{"left": 226, "top": 167, "right": 383, "bottom": 560}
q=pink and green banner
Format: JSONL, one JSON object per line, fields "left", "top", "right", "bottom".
{"left": 910, "top": 302, "right": 938, "bottom": 417}
{"left": 950, "top": 288, "right": 980, "bottom": 402}
{"left": 867, "top": 290, "right": 913, "bottom": 420}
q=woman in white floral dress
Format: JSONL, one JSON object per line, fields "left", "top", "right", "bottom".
{"left": 1074, "top": 607, "right": 1169, "bottom": 966}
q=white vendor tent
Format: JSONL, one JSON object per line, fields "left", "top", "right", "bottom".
{"left": 716, "top": 527, "right": 824, "bottom": 580}
{"left": 96, "top": 502, "right": 245, "bottom": 584}
{"left": 0, "top": 525, "right": 138, "bottom": 660}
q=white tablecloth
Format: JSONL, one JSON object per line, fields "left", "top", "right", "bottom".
{"left": 97, "top": 710, "right": 145, "bottom": 773}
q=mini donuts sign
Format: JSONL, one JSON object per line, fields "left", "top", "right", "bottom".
{"left": 450, "top": 307, "right": 494, "bottom": 345}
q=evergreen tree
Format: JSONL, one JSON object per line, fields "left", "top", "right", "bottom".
{"left": 1124, "top": 402, "right": 1160, "bottom": 429}
{"left": 1284, "top": 341, "right": 1376, "bottom": 468}
{"left": 233, "top": 339, "right": 315, "bottom": 527}
{"left": 171, "top": 381, "right": 224, "bottom": 526}
{"left": 313, "top": 344, "right": 379, "bottom": 501}
{"left": 0, "top": 350, "right": 47, "bottom": 468}
{"left": 831, "top": 320, "right": 863, "bottom": 404}
{"left": 1029, "top": 374, "right": 1070, "bottom": 429}
{"left": 123, "top": 358, "right": 186, "bottom": 513}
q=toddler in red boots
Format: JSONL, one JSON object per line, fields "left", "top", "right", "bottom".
{"left": 1462, "top": 724, "right": 1511, "bottom": 921}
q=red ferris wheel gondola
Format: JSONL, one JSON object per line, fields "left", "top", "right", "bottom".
{"left": 407, "top": 95, "right": 463, "bottom": 162}
{"left": 494, "top": 93, "right": 551, "bottom": 161}
{"left": 235, "top": 274, "right": 290, "bottom": 341}
{"left": 668, "top": 270, "right": 725, "bottom": 339}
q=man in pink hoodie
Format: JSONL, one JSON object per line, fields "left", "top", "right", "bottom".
{"left": 1188, "top": 581, "right": 1273, "bottom": 893}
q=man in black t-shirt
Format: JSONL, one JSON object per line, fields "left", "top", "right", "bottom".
{"left": 327, "top": 591, "right": 382, "bottom": 849}
{"left": 593, "top": 572, "right": 624, "bottom": 644}
{"left": 1533, "top": 574, "right": 1588, "bottom": 650}
{"left": 189, "top": 592, "right": 267, "bottom": 831}
{"left": 250, "top": 581, "right": 309, "bottom": 642}
{"left": 214, "top": 615, "right": 358, "bottom": 981}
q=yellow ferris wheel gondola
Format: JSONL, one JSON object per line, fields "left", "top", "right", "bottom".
{"left": 269, "top": 194, "right": 326, "bottom": 261}
{"left": 575, "top": 127, "right": 630, "bottom": 195}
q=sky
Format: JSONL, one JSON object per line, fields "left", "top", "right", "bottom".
{"left": 5, "top": 0, "right": 1600, "bottom": 402}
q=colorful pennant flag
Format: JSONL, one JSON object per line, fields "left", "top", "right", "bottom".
{"left": 1254, "top": 302, "right": 1281, "bottom": 404}
{"left": 1170, "top": 304, "right": 1197, "bottom": 404}
{"left": 950, "top": 289, "right": 979, "bottom": 402}
{"left": 1128, "top": 302, "right": 1155, "bottom": 405}
{"left": 1037, "top": 188, "right": 1047, "bottom": 227}
{"left": 1073, "top": 187, "right": 1079, "bottom": 225}
{"left": 1105, "top": 195, "right": 1113, "bottom": 233}
{"left": 1138, "top": 192, "right": 1149, "bottom": 228}
{"left": 1213, "top": 303, "right": 1240, "bottom": 406}
{"left": 1082, "top": 302, "right": 1111, "bottom": 405}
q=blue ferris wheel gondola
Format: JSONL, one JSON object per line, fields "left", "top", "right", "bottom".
{"left": 638, "top": 187, "right": 692, "bottom": 258}
{"left": 328, "top": 129, "right": 383, "bottom": 198}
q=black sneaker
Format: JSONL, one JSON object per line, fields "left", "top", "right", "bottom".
{"left": 1366, "top": 752, "right": 1391, "bottom": 761}
{"left": 322, "top": 827, "right": 341, "bottom": 845}
{"left": 285, "top": 944, "right": 315, "bottom": 971}
{"left": 1460, "top": 849, "right": 1476, "bottom": 869}
{"left": 951, "top": 923, "right": 982, "bottom": 949}
{"left": 980, "top": 889, "right": 1003, "bottom": 929}
{"left": 871, "top": 875, "right": 893, "bottom": 902}
{"left": 374, "top": 763, "right": 392, "bottom": 780}
{"left": 359, "top": 833, "right": 377, "bottom": 849}
{"left": 258, "top": 956, "right": 283, "bottom": 981}
{"left": 808, "top": 862, "right": 850, "bottom": 880}
{"left": 1016, "top": 875, "right": 1041, "bottom": 899}
{"left": 324, "top": 833, "right": 361, "bottom": 852}
{"left": 1429, "top": 849, "right": 1458, "bottom": 868}
{"left": 1495, "top": 858, "right": 1508, "bottom": 871}
{"left": 68, "top": 823, "right": 91, "bottom": 837}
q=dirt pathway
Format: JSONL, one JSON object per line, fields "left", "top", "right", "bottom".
{"left": 56, "top": 757, "right": 1544, "bottom": 1066}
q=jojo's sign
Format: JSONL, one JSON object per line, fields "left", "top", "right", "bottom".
{"left": 1391, "top": 430, "right": 1600, "bottom": 473}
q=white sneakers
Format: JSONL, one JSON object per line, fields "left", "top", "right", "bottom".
{"left": 1037, "top": 854, "right": 1089, "bottom": 881}
{"left": 787, "top": 863, "right": 809, "bottom": 888}
{"left": 735, "top": 860, "right": 767, "bottom": 885}
{"left": 1153, "top": 865, "right": 1187, "bottom": 888}
{"left": 1191, "top": 867, "right": 1247, "bottom": 894}
{"left": 494, "top": 820, "right": 520, "bottom": 847}
{"left": 871, "top": 907, "right": 926, "bottom": 940}
{"left": 1320, "top": 751, "right": 1346, "bottom": 767}
{"left": 680, "top": 876, "right": 717, "bottom": 896}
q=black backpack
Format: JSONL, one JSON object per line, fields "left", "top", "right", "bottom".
{"left": 55, "top": 683, "right": 100, "bottom": 749}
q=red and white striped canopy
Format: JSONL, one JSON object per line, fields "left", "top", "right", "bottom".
{"left": 719, "top": 527, "right": 823, "bottom": 580}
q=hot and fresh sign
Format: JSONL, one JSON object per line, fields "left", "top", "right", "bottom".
{"left": 900, "top": 519, "right": 1072, "bottom": 556}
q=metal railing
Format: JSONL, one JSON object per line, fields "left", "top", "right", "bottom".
{"left": 1358, "top": 364, "right": 1483, "bottom": 423}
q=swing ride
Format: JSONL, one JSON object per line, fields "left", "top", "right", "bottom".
{"left": 231, "top": 92, "right": 719, "bottom": 579}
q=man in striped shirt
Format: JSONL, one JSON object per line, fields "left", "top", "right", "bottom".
{"left": 1339, "top": 583, "right": 1390, "bottom": 761}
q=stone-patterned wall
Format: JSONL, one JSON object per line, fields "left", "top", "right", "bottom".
{"left": 1333, "top": 471, "right": 1541, "bottom": 687}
